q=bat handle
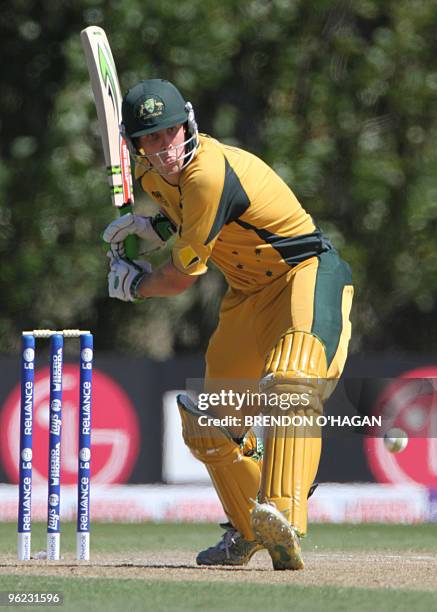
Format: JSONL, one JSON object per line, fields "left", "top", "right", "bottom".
{"left": 119, "top": 202, "right": 139, "bottom": 260}
{"left": 124, "top": 234, "right": 139, "bottom": 260}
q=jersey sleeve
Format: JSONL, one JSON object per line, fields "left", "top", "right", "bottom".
{"left": 172, "top": 162, "right": 225, "bottom": 276}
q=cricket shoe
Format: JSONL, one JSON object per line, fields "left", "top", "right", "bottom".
{"left": 196, "top": 523, "right": 263, "bottom": 566}
{"left": 251, "top": 501, "right": 304, "bottom": 570}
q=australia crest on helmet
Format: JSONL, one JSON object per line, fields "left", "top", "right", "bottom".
{"left": 136, "top": 96, "right": 165, "bottom": 122}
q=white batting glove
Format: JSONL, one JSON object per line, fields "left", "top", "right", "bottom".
{"left": 103, "top": 214, "right": 166, "bottom": 257}
{"left": 107, "top": 253, "right": 152, "bottom": 302}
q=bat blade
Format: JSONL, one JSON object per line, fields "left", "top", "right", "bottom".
{"left": 81, "top": 26, "right": 138, "bottom": 260}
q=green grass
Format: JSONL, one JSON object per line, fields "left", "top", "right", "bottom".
{"left": 0, "top": 523, "right": 435, "bottom": 611}
{"left": 303, "top": 523, "right": 437, "bottom": 552}
{"left": 0, "top": 576, "right": 434, "bottom": 612}
{"left": 0, "top": 522, "right": 436, "bottom": 554}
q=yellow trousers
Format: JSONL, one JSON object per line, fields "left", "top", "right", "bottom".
{"left": 196, "top": 250, "right": 353, "bottom": 538}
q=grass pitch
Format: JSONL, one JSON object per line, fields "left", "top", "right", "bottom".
{"left": 0, "top": 523, "right": 436, "bottom": 611}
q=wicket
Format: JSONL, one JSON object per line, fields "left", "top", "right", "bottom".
{"left": 17, "top": 329, "right": 93, "bottom": 562}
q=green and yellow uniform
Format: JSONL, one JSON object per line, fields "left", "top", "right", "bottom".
{"left": 137, "top": 134, "right": 353, "bottom": 541}
{"left": 137, "top": 134, "right": 330, "bottom": 289}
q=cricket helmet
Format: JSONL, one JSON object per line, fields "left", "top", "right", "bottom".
{"left": 121, "top": 79, "right": 199, "bottom": 174}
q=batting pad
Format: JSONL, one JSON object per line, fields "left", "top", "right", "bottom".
{"left": 259, "top": 331, "right": 326, "bottom": 536}
{"left": 177, "top": 394, "right": 262, "bottom": 540}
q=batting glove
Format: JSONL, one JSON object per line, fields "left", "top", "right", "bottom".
{"left": 103, "top": 213, "right": 175, "bottom": 257}
{"left": 107, "top": 253, "right": 152, "bottom": 302}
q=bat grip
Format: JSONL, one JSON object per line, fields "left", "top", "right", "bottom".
{"left": 124, "top": 234, "right": 139, "bottom": 260}
{"left": 119, "top": 202, "right": 139, "bottom": 260}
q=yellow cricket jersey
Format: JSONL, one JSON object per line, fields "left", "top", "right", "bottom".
{"left": 136, "top": 134, "right": 333, "bottom": 292}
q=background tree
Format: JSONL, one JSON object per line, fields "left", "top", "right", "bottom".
{"left": 1, "top": 0, "right": 437, "bottom": 357}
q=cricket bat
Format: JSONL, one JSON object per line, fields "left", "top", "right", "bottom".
{"left": 81, "top": 26, "right": 138, "bottom": 260}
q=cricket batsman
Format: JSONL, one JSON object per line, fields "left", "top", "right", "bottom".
{"left": 103, "top": 79, "right": 354, "bottom": 570}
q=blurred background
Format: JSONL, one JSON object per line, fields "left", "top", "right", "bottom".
{"left": 1, "top": 0, "right": 436, "bottom": 525}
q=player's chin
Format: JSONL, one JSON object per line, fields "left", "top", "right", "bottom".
{"left": 161, "top": 159, "right": 182, "bottom": 173}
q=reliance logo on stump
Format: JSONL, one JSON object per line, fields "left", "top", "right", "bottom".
{"left": 0, "top": 366, "right": 140, "bottom": 485}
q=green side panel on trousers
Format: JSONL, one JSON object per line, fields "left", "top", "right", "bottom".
{"left": 311, "top": 250, "right": 352, "bottom": 366}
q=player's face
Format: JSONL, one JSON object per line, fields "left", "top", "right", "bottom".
{"left": 136, "top": 124, "right": 186, "bottom": 175}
